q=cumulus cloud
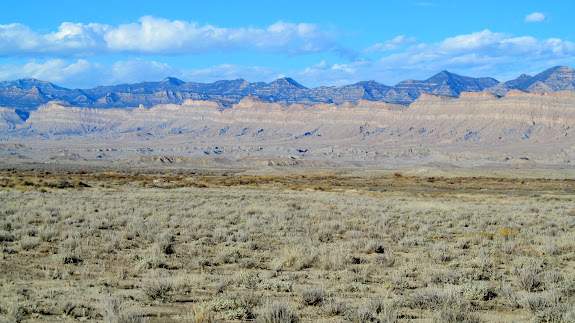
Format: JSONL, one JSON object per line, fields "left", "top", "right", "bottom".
{"left": 0, "top": 17, "right": 343, "bottom": 57}
{"left": 298, "top": 30, "right": 575, "bottom": 85}
{"left": 0, "top": 59, "right": 283, "bottom": 88}
{"left": 368, "top": 30, "right": 575, "bottom": 78}
{"left": 108, "top": 59, "right": 182, "bottom": 85}
{"left": 0, "top": 59, "right": 180, "bottom": 88}
{"left": 434, "top": 30, "right": 573, "bottom": 61}
{"left": 0, "top": 23, "right": 109, "bottom": 57}
{"left": 365, "top": 35, "right": 417, "bottom": 53}
{"left": 181, "top": 64, "right": 282, "bottom": 83}
{"left": 1, "top": 29, "right": 574, "bottom": 88}
{"left": 0, "top": 59, "right": 106, "bottom": 88}
{"left": 525, "top": 12, "right": 547, "bottom": 23}
{"left": 104, "top": 17, "right": 340, "bottom": 55}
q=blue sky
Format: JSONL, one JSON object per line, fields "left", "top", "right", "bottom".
{"left": 0, "top": 0, "right": 574, "bottom": 88}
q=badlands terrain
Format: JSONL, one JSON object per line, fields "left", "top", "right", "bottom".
{"left": 1, "top": 67, "right": 575, "bottom": 322}
{"left": 0, "top": 66, "right": 574, "bottom": 168}
{"left": 1, "top": 89, "right": 575, "bottom": 168}
{"left": 1, "top": 65, "right": 575, "bottom": 168}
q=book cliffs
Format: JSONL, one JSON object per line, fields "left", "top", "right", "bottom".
{"left": 7, "top": 89, "right": 573, "bottom": 137}
{"left": 1, "top": 66, "right": 575, "bottom": 167}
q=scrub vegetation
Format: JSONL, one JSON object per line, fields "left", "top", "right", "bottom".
{"left": 1, "top": 167, "right": 574, "bottom": 322}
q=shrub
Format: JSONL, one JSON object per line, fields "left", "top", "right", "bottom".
{"left": 344, "top": 299, "right": 396, "bottom": 323}
{"left": 460, "top": 283, "right": 497, "bottom": 302}
{"left": 430, "top": 243, "right": 454, "bottom": 262}
{"left": 344, "top": 306, "right": 374, "bottom": 323}
{"left": 365, "top": 241, "right": 386, "bottom": 254}
{"left": 322, "top": 297, "right": 348, "bottom": 316}
{"left": 256, "top": 301, "right": 299, "bottom": 323}
{"left": 513, "top": 261, "right": 541, "bottom": 292}
{"left": 532, "top": 304, "right": 572, "bottom": 323}
{"left": 6, "top": 301, "right": 30, "bottom": 323}
{"left": 101, "top": 295, "right": 123, "bottom": 322}
{"left": 207, "top": 294, "right": 258, "bottom": 320}
{"left": 434, "top": 306, "right": 482, "bottom": 323}
{"left": 156, "top": 231, "right": 175, "bottom": 255}
{"left": 19, "top": 235, "right": 41, "bottom": 251}
{"left": 523, "top": 290, "right": 561, "bottom": 313}
{"left": 374, "top": 249, "right": 396, "bottom": 267}
{"left": 498, "top": 228, "right": 518, "bottom": 241}
{"left": 299, "top": 286, "right": 326, "bottom": 306}
{"left": 498, "top": 283, "right": 520, "bottom": 308}
{"left": 501, "top": 239, "right": 518, "bottom": 255}
{"left": 139, "top": 245, "right": 165, "bottom": 269}
{"left": 188, "top": 303, "right": 216, "bottom": 323}
{"left": 39, "top": 226, "right": 59, "bottom": 242}
{"left": 410, "top": 286, "right": 460, "bottom": 310}
{"left": 544, "top": 271, "right": 564, "bottom": 286}
{"left": 56, "top": 235, "right": 83, "bottom": 264}
{"left": 0, "top": 230, "right": 14, "bottom": 242}
{"left": 142, "top": 276, "right": 173, "bottom": 301}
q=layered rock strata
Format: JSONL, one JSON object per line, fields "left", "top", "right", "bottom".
{"left": 4, "top": 91, "right": 574, "bottom": 146}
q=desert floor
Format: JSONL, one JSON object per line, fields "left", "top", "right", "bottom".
{"left": 0, "top": 164, "right": 574, "bottom": 322}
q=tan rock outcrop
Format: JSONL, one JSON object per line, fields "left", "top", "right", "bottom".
{"left": 3, "top": 92, "right": 575, "bottom": 164}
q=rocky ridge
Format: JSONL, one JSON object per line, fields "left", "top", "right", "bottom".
{"left": 486, "top": 66, "right": 575, "bottom": 95}
{"left": 4, "top": 90, "right": 574, "bottom": 143}
{"left": 2, "top": 66, "right": 574, "bottom": 111}
{"left": 1, "top": 90, "right": 575, "bottom": 166}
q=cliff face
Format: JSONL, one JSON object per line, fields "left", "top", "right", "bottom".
{"left": 2, "top": 90, "right": 575, "bottom": 166}
{"left": 16, "top": 98, "right": 405, "bottom": 138}
{"left": 400, "top": 91, "right": 575, "bottom": 144}
{"left": 24, "top": 103, "right": 131, "bottom": 135}
{"left": 6, "top": 91, "right": 575, "bottom": 146}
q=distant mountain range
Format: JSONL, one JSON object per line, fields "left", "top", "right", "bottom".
{"left": 1, "top": 66, "right": 574, "bottom": 111}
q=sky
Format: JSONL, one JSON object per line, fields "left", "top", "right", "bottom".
{"left": 0, "top": 0, "right": 574, "bottom": 88}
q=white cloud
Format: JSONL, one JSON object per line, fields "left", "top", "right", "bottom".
{"left": 181, "top": 64, "right": 282, "bottom": 84}
{"left": 438, "top": 30, "right": 507, "bottom": 54}
{"left": 365, "top": 35, "right": 417, "bottom": 53}
{"left": 0, "top": 59, "right": 283, "bottom": 88}
{"left": 525, "top": 12, "right": 547, "bottom": 23}
{"left": 108, "top": 59, "right": 181, "bottom": 85}
{"left": 0, "top": 17, "right": 342, "bottom": 57}
{"left": 1, "top": 29, "right": 574, "bottom": 89}
{"left": 0, "top": 24, "right": 43, "bottom": 55}
{"left": 0, "top": 59, "right": 105, "bottom": 88}
{"left": 0, "top": 59, "right": 178, "bottom": 88}
{"left": 298, "top": 30, "right": 575, "bottom": 86}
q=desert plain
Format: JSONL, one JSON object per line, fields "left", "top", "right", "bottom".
{"left": 0, "top": 150, "right": 574, "bottom": 322}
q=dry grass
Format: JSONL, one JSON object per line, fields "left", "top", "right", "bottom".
{"left": 0, "top": 168, "right": 574, "bottom": 322}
